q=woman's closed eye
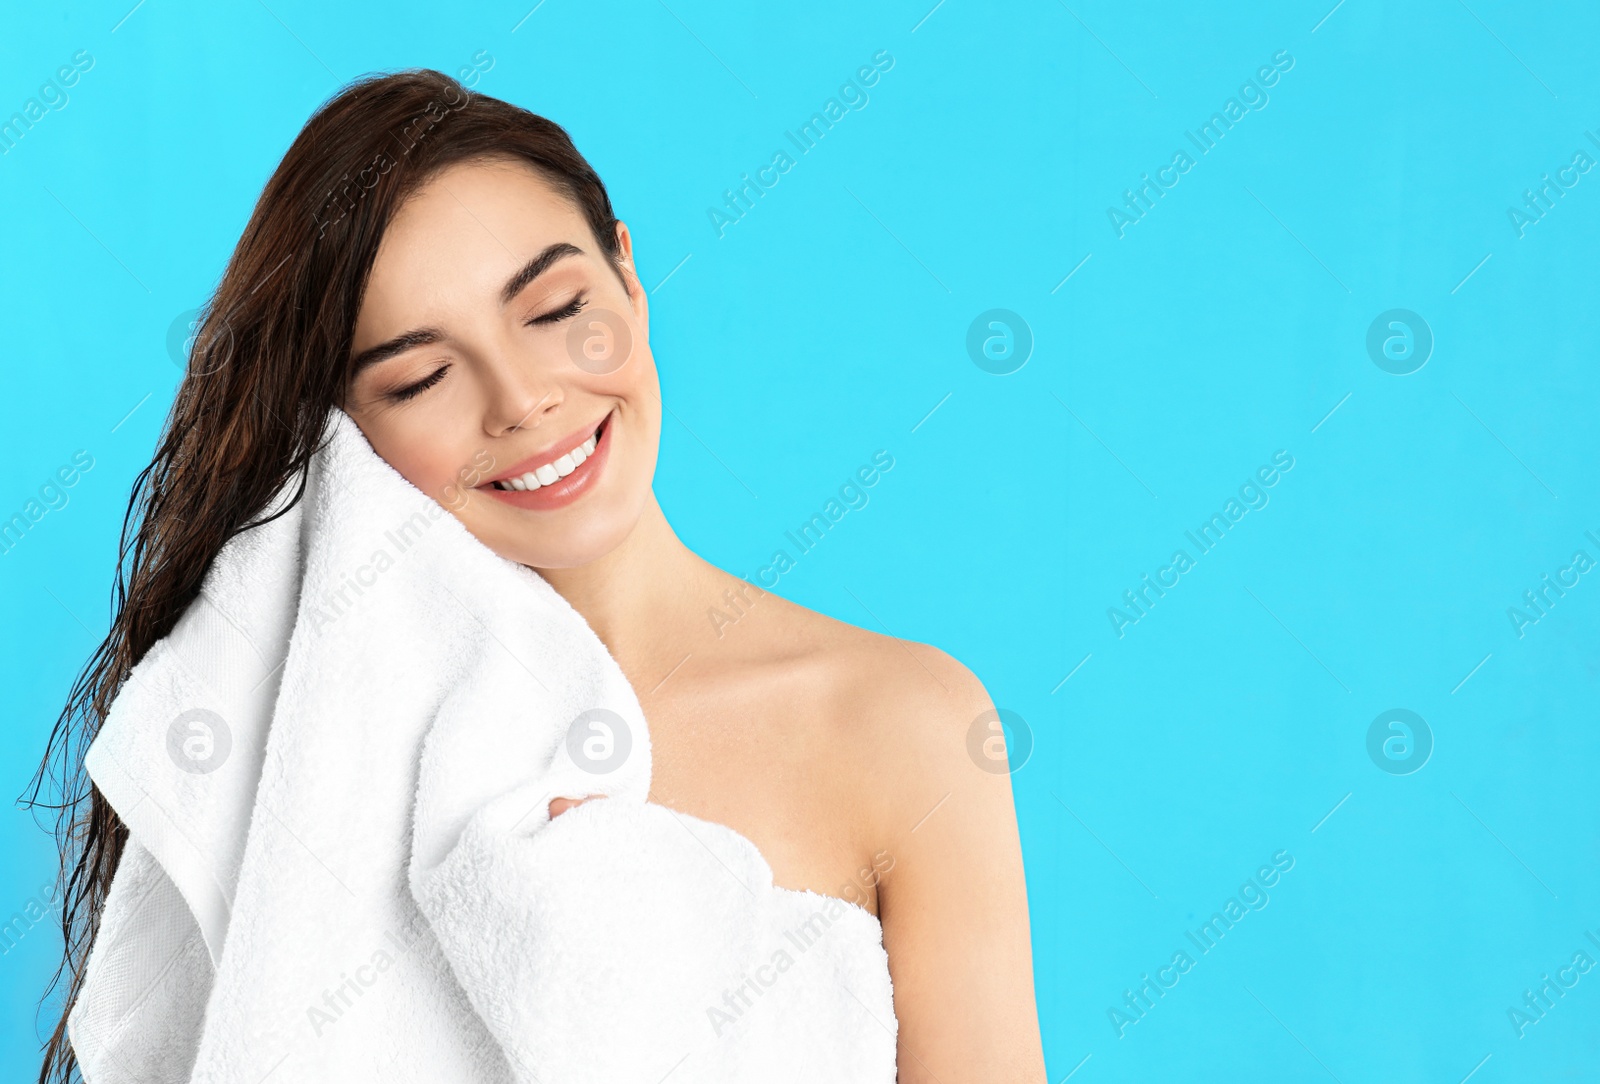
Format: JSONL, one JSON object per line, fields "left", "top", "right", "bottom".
{"left": 526, "top": 292, "right": 587, "bottom": 326}
{"left": 388, "top": 365, "right": 449, "bottom": 403}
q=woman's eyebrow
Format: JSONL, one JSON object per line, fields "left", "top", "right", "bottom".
{"left": 499, "top": 241, "right": 584, "bottom": 305}
{"left": 349, "top": 241, "right": 586, "bottom": 375}
{"left": 350, "top": 327, "right": 446, "bottom": 377}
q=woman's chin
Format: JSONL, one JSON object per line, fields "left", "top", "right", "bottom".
{"left": 469, "top": 509, "right": 638, "bottom": 573}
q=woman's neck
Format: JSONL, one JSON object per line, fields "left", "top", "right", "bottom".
{"left": 535, "top": 495, "right": 718, "bottom": 676}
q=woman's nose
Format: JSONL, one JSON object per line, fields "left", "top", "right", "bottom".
{"left": 482, "top": 354, "right": 563, "bottom": 436}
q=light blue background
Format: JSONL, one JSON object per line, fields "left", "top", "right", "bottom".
{"left": 3, "top": 1, "right": 1598, "bottom": 1080}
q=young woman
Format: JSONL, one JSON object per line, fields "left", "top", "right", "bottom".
{"left": 31, "top": 69, "right": 1045, "bottom": 1082}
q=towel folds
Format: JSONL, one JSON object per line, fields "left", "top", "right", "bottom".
{"left": 67, "top": 407, "right": 896, "bottom": 1082}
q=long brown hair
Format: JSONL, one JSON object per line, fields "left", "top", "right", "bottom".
{"left": 22, "top": 68, "right": 628, "bottom": 1083}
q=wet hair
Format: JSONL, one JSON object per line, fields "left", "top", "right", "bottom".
{"left": 24, "top": 68, "right": 628, "bottom": 1082}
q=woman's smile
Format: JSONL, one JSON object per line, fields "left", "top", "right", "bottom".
{"left": 478, "top": 409, "right": 615, "bottom": 511}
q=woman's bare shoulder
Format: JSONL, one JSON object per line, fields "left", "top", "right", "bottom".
{"left": 756, "top": 595, "right": 1044, "bottom": 1079}
{"left": 743, "top": 587, "right": 1000, "bottom": 826}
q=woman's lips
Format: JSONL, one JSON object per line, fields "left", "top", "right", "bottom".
{"left": 479, "top": 414, "right": 613, "bottom": 511}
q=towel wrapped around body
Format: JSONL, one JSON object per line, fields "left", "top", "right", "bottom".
{"left": 67, "top": 407, "right": 897, "bottom": 1083}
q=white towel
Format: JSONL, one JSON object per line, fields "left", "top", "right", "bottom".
{"left": 68, "top": 406, "right": 897, "bottom": 1083}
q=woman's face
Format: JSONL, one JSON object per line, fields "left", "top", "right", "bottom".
{"left": 342, "top": 155, "right": 660, "bottom": 570}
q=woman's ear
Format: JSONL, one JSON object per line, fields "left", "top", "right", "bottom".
{"left": 613, "top": 221, "right": 648, "bottom": 331}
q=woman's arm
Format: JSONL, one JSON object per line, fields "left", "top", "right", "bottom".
{"left": 872, "top": 645, "right": 1047, "bottom": 1083}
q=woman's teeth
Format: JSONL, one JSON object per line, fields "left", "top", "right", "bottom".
{"left": 492, "top": 432, "right": 599, "bottom": 491}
